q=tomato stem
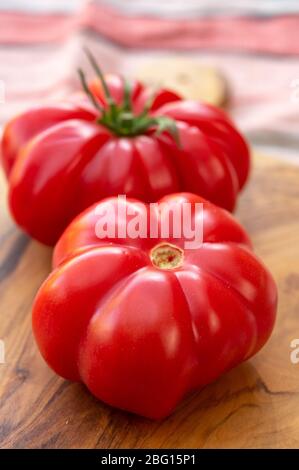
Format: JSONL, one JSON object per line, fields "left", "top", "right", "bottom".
{"left": 123, "top": 79, "right": 132, "bottom": 112}
{"left": 84, "top": 47, "right": 117, "bottom": 114}
{"left": 150, "top": 243, "right": 184, "bottom": 270}
{"left": 78, "top": 50, "right": 180, "bottom": 145}
{"left": 78, "top": 68, "right": 103, "bottom": 113}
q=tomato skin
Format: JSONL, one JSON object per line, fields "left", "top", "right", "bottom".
{"left": 32, "top": 193, "right": 277, "bottom": 419}
{"left": 1, "top": 77, "right": 250, "bottom": 246}
{"left": 1, "top": 102, "right": 95, "bottom": 177}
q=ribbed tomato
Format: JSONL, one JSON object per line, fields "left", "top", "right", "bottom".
{"left": 32, "top": 193, "right": 276, "bottom": 419}
{"left": 1, "top": 54, "right": 250, "bottom": 245}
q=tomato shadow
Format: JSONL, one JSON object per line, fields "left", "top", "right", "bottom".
{"left": 64, "top": 361, "right": 276, "bottom": 448}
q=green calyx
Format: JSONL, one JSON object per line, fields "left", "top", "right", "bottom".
{"left": 78, "top": 48, "right": 180, "bottom": 145}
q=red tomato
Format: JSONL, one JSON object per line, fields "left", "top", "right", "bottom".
{"left": 32, "top": 193, "right": 277, "bottom": 419}
{"left": 1, "top": 57, "right": 250, "bottom": 245}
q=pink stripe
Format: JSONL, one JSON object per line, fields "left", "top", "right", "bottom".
{"left": 85, "top": 4, "right": 299, "bottom": 55}
{"left": 0, "top": 11, "right": 79, "bottom": 43}
{"left": 0, "top": 5, "right": 298, "bottom": 55}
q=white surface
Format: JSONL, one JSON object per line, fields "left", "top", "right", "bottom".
{"left": 0, "top": 0, "right": 85, "bottom": 14}
{"left": 98, "top": 0, "right": 299, "bottom": 17}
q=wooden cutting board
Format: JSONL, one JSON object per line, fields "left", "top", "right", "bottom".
{"left": 0, "top": 153, "right": 298, "bottom": 449}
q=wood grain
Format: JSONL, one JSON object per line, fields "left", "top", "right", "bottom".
{"left": 0, "top": 153, "right": 299, "bottom": 449}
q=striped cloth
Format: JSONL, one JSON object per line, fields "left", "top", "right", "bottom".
{"left": 0, "top": 0, "right": 298, "bottom": 160}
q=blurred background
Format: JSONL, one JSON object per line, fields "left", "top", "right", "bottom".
{"left": 0, "top": 0, "right": 299, "bottom": 161}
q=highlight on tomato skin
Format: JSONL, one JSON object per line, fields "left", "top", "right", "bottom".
{"left": 32, "top": 193, "right": 277, "bottom": 420}
{"left": 1, "top": 52, "right": 250, "bottom": 246}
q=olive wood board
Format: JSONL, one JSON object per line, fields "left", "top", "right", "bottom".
{"left": 0, "top": 153, "right": 298, "bottom": 449}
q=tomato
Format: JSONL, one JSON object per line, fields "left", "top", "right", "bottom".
{"left": 1, "top": 53, "right": 250, "bottom": 245}
{"left": 32, "top": 193, "right": 277, "bottom": 419}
